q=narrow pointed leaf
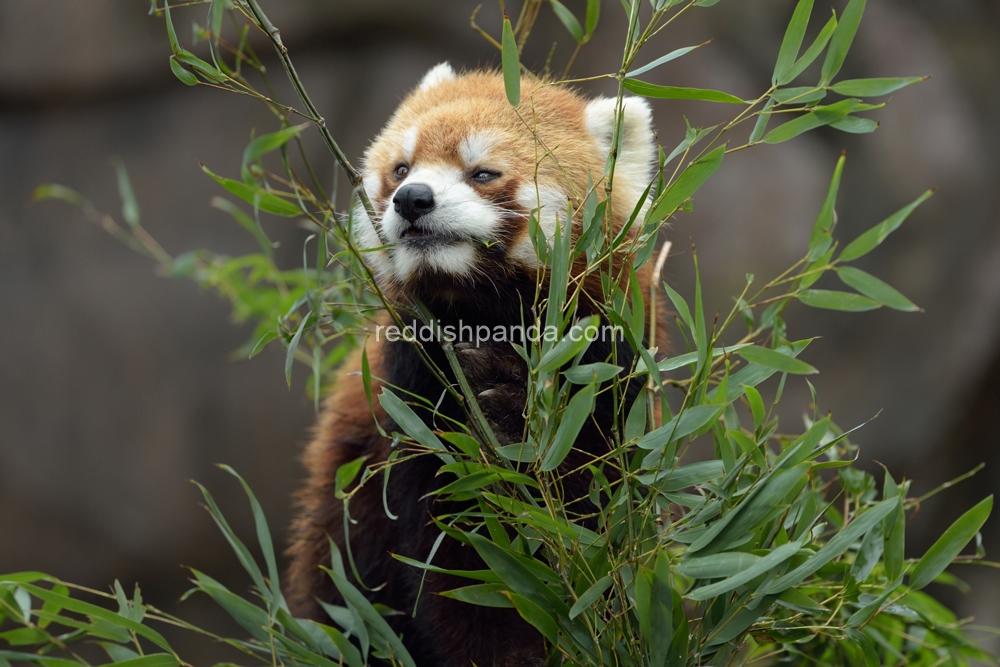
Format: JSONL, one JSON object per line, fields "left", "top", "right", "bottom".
{"left": 569, "top": 575, "right": 613, "bottom": 619}
{"left": 838, "top": 190, "right": 934, "bottom": 261}
{"left": 541, "top": 383, "right": 596, "bottom": 471}
{"left": 837, "top": 266, "right": 919, "bottom": 311}
{"left": 910, "top": 495, "right": 993, "bottom": 590}
{"left": 550, "top": 0, "right": 583, "bottom": 42}
{"left": 501, "top": 15, "right": 520, "bottom": 107}
{"left": 798, "top": 289, "right": 881, "bottom": 311}
{"left": 736, "top": 345, "right": 817, "bottom": 375}
{"left": 623, "top": 79, "right": 744, "bottom": 104}
{"left": 773, "top": 0, "right": 814, "bottom": 85}
{"left": 627, "top": 44, "right": 705, "bottom": 78}
{"left": 820, "top": 0, "right": 866, "bottom": 85}
{"left": 831, "top": 76, "right": 926, "bottom": 97}
{"left": 778, "top": 14, "right": 837, "bottom": 85}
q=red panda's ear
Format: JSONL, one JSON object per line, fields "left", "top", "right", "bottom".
{"left": 417, "top": 62, "right": 456, "bottom": 91}
{"left": 585, "top": 97, "right": 657, "bottom": 214}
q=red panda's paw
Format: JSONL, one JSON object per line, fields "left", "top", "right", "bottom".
{"left": 455, "top": 342, "right": 527, "bottom": 445}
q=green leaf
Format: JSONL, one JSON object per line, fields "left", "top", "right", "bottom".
{"left": 163, "top": 0, "right": 181, "bottom": 55}
{"left": 836, "top": 266, "right": 919, "bottom": 311}
{"left": 14, "top": 583, "right": 173, "bottom": 652}
{"left": 736, "top": 345, "right": 817, "bottom": 375}
{"left": 820, "top": 0, "right": 867, "bottom": 86}
{"left": 771, "top": 86, "right": 827, "bottom": 104}
{"left": 626, "top": 44, "right": 705, "bottom": 78}
{"left": 688, "top": 463, "right": 810, "bottom": 555}
{"left": 326, "top": 568, "right": 418, "bottom": 667}
{"left": 830, "top": 76, "right": 926, "bottom": 97}
{"left": 761, "top": 497, "right": 897, "bottom": 594}
{"left": 777, "top": 587, "right": 829, "bottom": 614}
{"left": 507, "top": 593, "right": 559, "bottom": 644}
{"left": 910, "top": 495, "right": 993, "bottom": 590}
{"left": 638, "top": 460, "right": 724, "bottom": 490}
{"left": 744, "top": 385, "right": 765, "bottom": 429}
{"left": 797, "top": 289, "right": 881, "bottom": 311}
{"left": 335, "top": 457, "right": 367, "bottom": 498}
{"left": 169, "top": 57, "right": 198, "bottom": 86}
{"left": 585, "top": 0, "right": 600, "bottom": 37}
{"left": 749, "top": 101, "right": 776, "bottom": 146}
{"left": 677, "top": 551, "right": 760, "bottom": 579}
{"left": 563, "top": 363, "right": 623, "bottom": 384}
{"left": 778, "top": 14, "right": 837, "bottom": 85}
{"left": 378, "top": 389, "right": 451, "bottom": 459}
{"left": 762, "top": 98, "right": 858, "bottom": 143}
{"left": 831, "top": 116, "right": 879, "bottom": 134}
{"left": 635, "top": 405, "right": 724, "bottom": 451}
{"left": 569, "top": 575, "right": 613, "bottom": 619}
{"left": 501, "top": 15, "right": 520, "bottom": 107}
{"left": 285, "top": 313, "right": 308, "bottom": 387}
{"left": 773, "top": 0, "right": 814, "bottom": 85}
{"left": 809, "top": 153, "right": 845, "bottom": 260}
{"left": 536, "top": 316, "right": 599, "bottom": 373}
{"left": 241, "top": 124, "right": 309, "bottom": 182}
{"left": 623, "top": 79, "right": 744, "bottom": 104}
{"left": 645, "top": 146, "right": 725, "bottom": 224}
{"left": 686, "top": 542, "right": 802, "bottom": 600}
{"left": 175, "top": 51, "right": 226, "bottom": 83}
{"left": 439, "top": 583, "right": 514, "bottom": 608}
{"left": 201, "top": 164, "right": 303, "bottom": 216}
{"left": 550, "top": 0, "right": 583, "bottom": 42}
{"left": 465, "top": 533, "right": 564, "bottom": 612}
{"left": 838, "top": 190, "right": 934, "bottom": 262}
{"left": 540, "top": 382, "right": 596, "bottom": 471}
{"left": 845, "top": 628, "right": 880, "bottom": 667}
{"left": 107, "top": 656, "right": 181, "bottom": 667}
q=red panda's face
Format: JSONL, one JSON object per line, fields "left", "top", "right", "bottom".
{"left": 353, "top": 64, "right": 657, "bottom": 300}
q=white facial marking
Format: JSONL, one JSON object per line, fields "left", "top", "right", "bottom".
{"left": 350, "top": 201, "right": 392, "bottom": 280}
{"left": 417, "top": 62, "right": 456, "bottom": 91}
{"left": 584, "top": 96, "right": 656, "bottom": 222}
{"left": 510, "top": 183, "right": 569, "bottom": 269}
{"left": 400, "top": 127, "right": 418, "bottom": 164}
{"left": 459, "top": 132, "right": 499, "bottom": 169}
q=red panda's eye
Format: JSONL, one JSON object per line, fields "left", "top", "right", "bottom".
{"left": 394, "top": 164, "right": 409, "bottom": 179}
{"left": 470, "top": 169, "right": 500, "bottom": 183}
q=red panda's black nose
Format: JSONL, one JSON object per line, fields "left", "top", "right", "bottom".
{"left": 392, "top": 184, "right": 435, "bottom": 223}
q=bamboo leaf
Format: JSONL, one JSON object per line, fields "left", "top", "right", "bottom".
{"left": 501, "top": 15, "right": 520, "bottom": 107}
{"left": 778, "top": 14, "right": 837, "bottom": 85}
{"left": 623, "top": 79, "right": 744, "bottom": 104}
{"left": 838, "top": 190, "right": 934, "bottom": 261}
{"left": 569, "top": 575, "right": 613, "bottom": 619}
{"left": 736, "top": 345, "right": 817, "bottom": 375}
{"left": 550, "top": 0, "right": 583, "bottom": 42}
{"left": 762, "top": 98, "right": 858, "bottom": 144}
{"left": 626, "top": 44, "right": 705, "bottom": 78}
{"left": 831, "top": 76, "right": 926, "bottom": 97}
{"left": 820, "top": 0, "right": 867, "bottom": 86}
{"left": 910, "top": 495, "right": 993, "bottom": 590}
{"left": 836, "top": 266, "right": 919, "bottom": 311}
{"left": 540, "top": 382, "right": 596, "bottom": 471}
{"left": 797, "top": 289, "right": 881, "bottom": 312}
{"left": 645, "top": 146, "right": 725, "bottom": 224}
{"left": 773, "top": 0, "right": 814, "bottom": 85}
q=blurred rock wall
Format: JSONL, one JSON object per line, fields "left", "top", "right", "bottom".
{"left": 1, "top": 0, "right": 998, "bottom": 657}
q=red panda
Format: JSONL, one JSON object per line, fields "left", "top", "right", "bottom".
{"left": 287, "top": 63, "right": 658, "bottom": 667}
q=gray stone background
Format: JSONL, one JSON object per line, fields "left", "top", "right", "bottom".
{"left": 1, "top": 0, "right": 998, "bottom": 660}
